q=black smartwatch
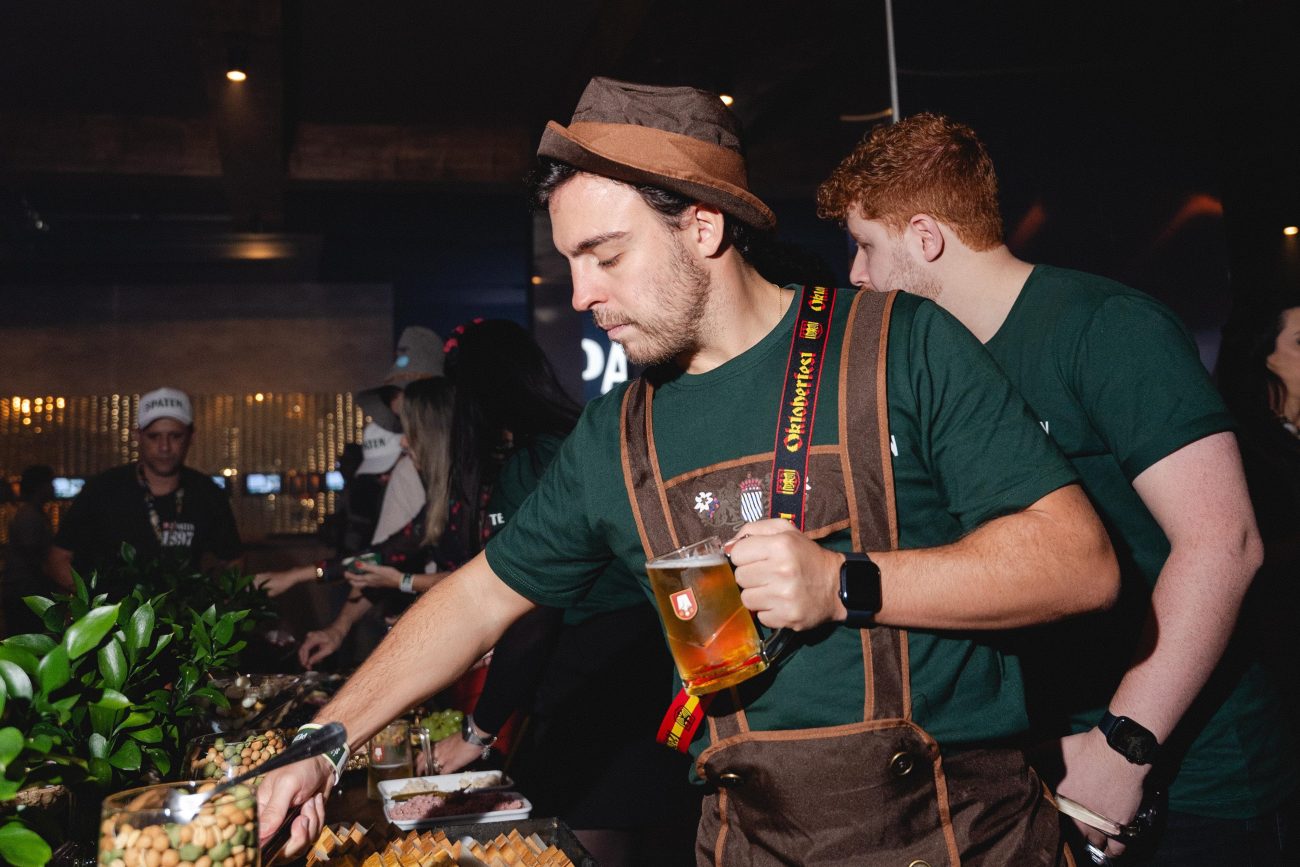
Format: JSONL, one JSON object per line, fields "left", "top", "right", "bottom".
{"left": 839, "top": 553, "right": 882, "bottom": 628}
{"left": 1098, "top": 711, "right": 1159, "bottom": 765}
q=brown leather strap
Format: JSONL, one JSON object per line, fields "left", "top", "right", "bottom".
{"left": 620, "top": 379, "right": 679, "bottom": 559}
{"left": 840, "top": 289, "right": 909, "bottom": 721}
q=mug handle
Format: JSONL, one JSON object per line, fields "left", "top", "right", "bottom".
{"left": 760, "top": 627, "right": 792, "bottom": 664}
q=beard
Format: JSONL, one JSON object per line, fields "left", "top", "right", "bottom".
{"left": 595, "top": 231, "right": 712, "bottom": 367}
{"left": 886, "top": 244, "right": 943, "bottom": 301}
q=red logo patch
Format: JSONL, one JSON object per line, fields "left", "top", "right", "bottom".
{"left": 670, "top": 588, "right": 698, "bottom": 621}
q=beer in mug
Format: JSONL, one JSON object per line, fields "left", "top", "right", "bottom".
{"left": 646, "top": 537, "right": 768, "bottom": 695}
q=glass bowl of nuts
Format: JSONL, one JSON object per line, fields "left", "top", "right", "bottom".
{"left": 99, "top": 779, "right": 258, "bottom": 867}
{"left": 185, "top": 729, "right": 292, "bottom": 781}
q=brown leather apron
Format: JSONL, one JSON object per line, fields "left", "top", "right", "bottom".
{"left": 620, "top": 291, "right": 1068, "bottom": 866}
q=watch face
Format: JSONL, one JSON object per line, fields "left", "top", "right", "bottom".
{"left": 1112, "top": 721, "right": 1157, "bottom": 764}
{"left": 840, "top": 556, "right": 882, "bottom": 614}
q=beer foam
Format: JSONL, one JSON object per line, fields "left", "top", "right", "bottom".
{"left": 649, "top": 553, "right": 728, "bottom": 569}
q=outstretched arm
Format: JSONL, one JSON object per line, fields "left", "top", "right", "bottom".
{"left": 258, "top": 551, "right": 535, "bottom": 854}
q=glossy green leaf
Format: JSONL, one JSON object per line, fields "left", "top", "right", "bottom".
{"left": 108, "top": 740, "right": 141, "bottom": 771}
{"left": 88, "top": 732, "right": 108, "bottom": 759}
{"left": 0, "top": 728, "right": 23, "bottom": 771}
{"left": 129, "top": 725, "right": 163, "bottom": 744}
{"left": 88, "top": 756, "right": 112, "bottom": 784}
{"left": 0, "top": 820, "right": 54, "bottom": 867}
{"left": 119, "top": 541, "right": 137, "bottom": 565}
{"left": 192, "top": 686, "right": 230, "bottom": 709}
{"left": 143, "top": 746, "right": 171, "bottom": 777}
{"left": 25, "top": 734, "right": 52, "bottom": 754}
{"left": 21, "top": 596, "right": 54, "bottom": 617}
{"left": 116, "top": 710, "right": 154, "bottom": 731}
{"left": 37, "top": 645, "right": 70, "bottom": 695}
{"left": 97, "top": 639, "right": 127, "bottom": 692}
{"left": 145, "top": 631, "right": 174, "bottom": 660}
{"left": 72, "top": 569, "right": 89, "bottom": 603}
{"left": 177, "top": 664, "right": 199, "bottom": 695}
{"left": 212, "top": 616, "right": 235, "bottom": 646}
{"left": 94, "top": 688, "right": 131, "bottom": 710}
{"left": 88, "top": 705, "right": 119, "bottom": 739}
{"left": 126, "top": 602, "right": 154, "bottom": 656}
{"left": 2, "top": 633, "right": 55, "bottom": 655}
{"left": 0, "top": 661, "right": 32, "bottom": 702}
{"left": 0, "top": 647, "right": 39, "bottom": 677}
{"left": 63, "top": 604, "right": 120, "bottom": 660}
{"left": 0, "top": 679, "right": 7, "bottom": 718}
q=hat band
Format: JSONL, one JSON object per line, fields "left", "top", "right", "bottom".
{"left": 560, "top": 121, "right": 753, "bottom": 200}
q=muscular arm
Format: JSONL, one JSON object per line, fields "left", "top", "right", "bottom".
{"left": 872, "top": 483, "right": 1117, "bottom": 630}
{"left": 733, "top": 483, "right": 1117, "bottom": 632}
{"left": 1107, "top": 432, "right": 1261, "bottom": 739}
{"left": 1053, "top": 432, "right": 1262, "bottom": 855}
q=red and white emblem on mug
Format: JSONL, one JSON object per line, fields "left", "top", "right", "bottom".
{"left": 670, "top": 588, "right": 698, "bottom": 621}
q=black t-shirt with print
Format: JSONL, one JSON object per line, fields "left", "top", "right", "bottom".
{"left": 54, "top": 463, "right": 242, "bottom": 594}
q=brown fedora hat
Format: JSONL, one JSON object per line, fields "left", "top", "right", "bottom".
{"left": 538, "top": 77, "right": 776, "bottom": 231}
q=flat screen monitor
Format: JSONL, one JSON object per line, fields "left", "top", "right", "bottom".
{"left": 53, "top": 477, "right": 85, "bottom": 499}
{"left": 325, "top": 470, "right": 344, "bottom": 492}
{"left": 244, "top": 473, "right": 282, "bottom": 495}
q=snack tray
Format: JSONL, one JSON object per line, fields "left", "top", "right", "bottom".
{"left": 381, "top": 791, "right": 532, "bottom": 831}
{"left": 378, "top": 771, "right": 514, "bottom": 802}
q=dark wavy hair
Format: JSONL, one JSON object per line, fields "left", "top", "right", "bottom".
{"left": 529, "top": 158, "right": 836, "bottom": 287}
{"left": 443, "top": 318, "right": 582, "bottom": 553}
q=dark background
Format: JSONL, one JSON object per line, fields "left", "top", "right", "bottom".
{"left": 1, "top": 0, "right": 1296, "bottom": 398}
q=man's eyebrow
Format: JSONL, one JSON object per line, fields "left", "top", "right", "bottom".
{"left": 572, "top": 231, "right": 627, "bottom": 254}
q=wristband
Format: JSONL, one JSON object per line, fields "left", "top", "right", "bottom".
{"left": 461, "top": 712, "right": 497, "bottom": 761}
{"left": 294, "top": 723, "right": 350, "bottom": 785}
{"left": 399, "top": 572, "right": 416, "bottom": 594}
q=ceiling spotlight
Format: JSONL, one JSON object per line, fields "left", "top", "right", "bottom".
{"left": 719, "top": 94, "right": 734, "bottom": 107}
{"left": 226, "top": 45, "right": 249, "bottom": 82}
{"left": 1284, "top": 226, "right": 1299, "bottom": 237}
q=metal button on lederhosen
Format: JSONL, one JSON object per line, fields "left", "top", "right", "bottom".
{"left": 621, "top": 291, "right": 1066, "bottom": 867}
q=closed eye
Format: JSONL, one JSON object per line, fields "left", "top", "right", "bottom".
{"left": 598, "top": 254, "right": 621, "bottom": 268}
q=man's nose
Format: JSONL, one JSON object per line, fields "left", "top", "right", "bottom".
{"left": 849, "top": 250, "right": 872, "bottom": 290}
{"left": 569, "top": 265, "right": 603, "bottom": 312}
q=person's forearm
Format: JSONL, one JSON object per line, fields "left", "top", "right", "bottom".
{"left": 310, "top": 553, "right": 534, "bottom": 752}
{"left": 411, "top": 572, "right": 446, "bottom": 593}
{"left": 1105, "top": 535, "right": 1261, "bottom": 743}
{"left": 870, "top": 485, "right": 1118, "bottom": 630}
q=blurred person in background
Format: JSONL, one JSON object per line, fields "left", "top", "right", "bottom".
{"left": 3, "top": 464, "right": 56, "bottom": 635}
{"left": 291, "top": 376, "right": 456, "bottom": 668}
{"left": 1218, "top": 296, "right": 1300, "bottom": 739}
{"left": 49, "top": 387, "right": 241, "bottom": 597}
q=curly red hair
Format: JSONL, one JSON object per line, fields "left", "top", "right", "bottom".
{"left": 817, "top": 113, "right": 1004, "bottom": 251}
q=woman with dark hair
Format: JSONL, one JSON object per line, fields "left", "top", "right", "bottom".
{"left": 3, "top": 464, "right": 56, "bottom": 636}
{"left": 1218, "top": 298, "right": 1300, "bottom": 731}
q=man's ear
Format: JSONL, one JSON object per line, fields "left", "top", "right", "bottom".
{"left": 688, "top": 204, "right": 727, "bottom": 258}
{"left": 907, "top": 214, "right": 945, "bottom": 263}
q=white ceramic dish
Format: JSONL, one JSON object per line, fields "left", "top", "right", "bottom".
{"left": 381, "top": 790, "right": 532, "bottom": 831}
{"left": 378, "top": 771, "right": 513, "bottom": 803}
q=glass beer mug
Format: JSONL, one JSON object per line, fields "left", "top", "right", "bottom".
{"left": 646, "top": 537, "right": 789, "bottom": 695}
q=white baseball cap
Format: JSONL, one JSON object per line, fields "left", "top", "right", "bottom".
{"left": 138, "top": 387, "right": 193, "bottom": 429}
{"left": 356, "top": 422, "right": 403, "bottom": 475}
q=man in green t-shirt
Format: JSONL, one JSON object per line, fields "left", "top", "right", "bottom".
{"left": 818, "top": 113, "right": 1297, "bottom": 865}
{"left": 257, "top": 80, "right": 1119, "bottom": 864}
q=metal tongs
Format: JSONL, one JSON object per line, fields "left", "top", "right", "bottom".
{"left": 163, "top": 722, "right": 346, "bottom": 823}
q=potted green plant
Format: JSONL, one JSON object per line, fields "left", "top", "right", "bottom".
{"left": 0, "top": 556, "right": 273, "bottom": 866}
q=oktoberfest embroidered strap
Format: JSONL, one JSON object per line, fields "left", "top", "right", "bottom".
{"left": 656, "top": 285, "right": 837, "bottom": 752}
{"left": 769, "top": 285, "right": 835, "bottom": 530}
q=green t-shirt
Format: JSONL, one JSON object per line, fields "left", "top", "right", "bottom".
{"left": 487, "top": 289, "right": 1078, "bottom": 760}
{"left": 985, "top": 265, "right": 1295, "bottom": 817}
{"left": 485, "top": 435, "right": 646, "bottom": 626}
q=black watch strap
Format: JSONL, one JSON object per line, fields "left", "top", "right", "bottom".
{"left": 1098, "top": 710, "right": 1159, "bottom": 765}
